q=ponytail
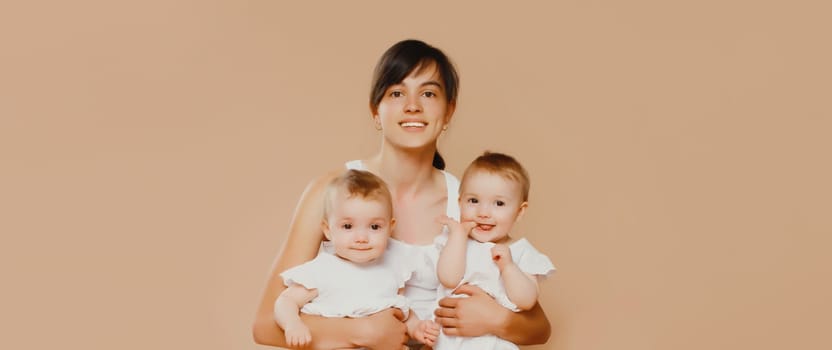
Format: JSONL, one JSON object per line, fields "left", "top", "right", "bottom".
{"left": 432, "top": 151, "right": 446, "bottom": 170}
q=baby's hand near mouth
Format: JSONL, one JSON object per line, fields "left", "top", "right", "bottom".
{"left": 491, "top": 243, "right": 513, "bottom": 270}
{"left": 436, "top": 215, "right": 477, "bottom": 238}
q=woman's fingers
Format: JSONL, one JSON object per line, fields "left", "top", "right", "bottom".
{"left": 390, "top": 307, "right": 406, "bottom": 321}
{"left": 435, "top": 299, "right": 461, "bottom": 332}
{"left": 434, "top": 303, "right": 457, "bottom": 318}
{"left": 437, "top": 294, "right": 462, "bottom": 308}
{"left": 435, "top": 314, "right": 459, "bottom": 328}
{"left": 440, "top": 326, "right": 462, "bottom": 337}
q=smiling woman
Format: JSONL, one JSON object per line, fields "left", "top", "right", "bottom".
{"left": 252, "top": 39, "right": 551, "bottom": 349}
{"left": 369, "top": 39, "right": 460, "bottom": 171}
{"left": 373, "top": 64, "right": 451, "bottom": 154}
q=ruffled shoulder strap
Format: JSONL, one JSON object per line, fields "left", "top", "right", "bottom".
{"left": 442, "top": 170, "right": 460, "bottom": 220}
{"left": 345, "top": 160, "right": 366, "bottom": 170}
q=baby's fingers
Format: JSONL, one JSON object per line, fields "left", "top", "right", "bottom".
{"left": 288, "top": 335, "right": 306, "bottom": 347}
{"left": 424, "top": 335, "right": 437, "bottom": 347}
{"left": 461, "top": 220, "right": 478, "bottom": 232}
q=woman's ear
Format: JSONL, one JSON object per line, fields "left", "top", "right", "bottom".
{"left": 371, "top": 113, "right": 383, "bottom": 131}
{"left": 515, "top": 202, "right": 529, "bottom": 222}
{"left": 444, "top": 102, "right": 456, "bottom": 125}
{"left": 321, "top": 220, "right": 331, "bottom": 241}
{"left": 370, "top": 102, "right": 380, "bottom": 120}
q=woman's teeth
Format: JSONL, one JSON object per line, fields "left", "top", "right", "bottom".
{"left": 400, "top": 122, "right": 426, "bottom": 127}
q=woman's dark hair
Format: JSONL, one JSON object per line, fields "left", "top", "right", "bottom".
{"left": 370, "top": 39, "right": 459, "bottom": 170}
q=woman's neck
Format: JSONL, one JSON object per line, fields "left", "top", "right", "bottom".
{"left": 365, "top": 143, "right": 438, "bottom": 199}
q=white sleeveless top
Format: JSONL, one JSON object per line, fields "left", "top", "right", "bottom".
{"left": 344, "top": 160, "right": 460, "bottom": 320}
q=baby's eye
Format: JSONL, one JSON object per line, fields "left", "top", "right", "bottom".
{"left": 495, "top": 200, "right": 505, "bottom": 207}
{"left": 422, "top": 91, "right": 436, "bottom": 98}
{"left": 467, "top": 198, "right": 479, "bottom": 204}
{"left": 390, "top": 90, "right": 403, "bottom": 98}
{"left": 370, "top": 224, "right": 381, "bottom": 230}
{"left": 342, "top": 223, "right": 352, "bottom": 229}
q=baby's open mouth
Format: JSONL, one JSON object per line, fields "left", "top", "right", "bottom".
{"left": 476, "top": 223, "right": 495, "bottom": 231}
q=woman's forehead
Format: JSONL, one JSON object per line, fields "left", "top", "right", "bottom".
{"left": 402, "top": 61, "right": 442, "bottom": 83}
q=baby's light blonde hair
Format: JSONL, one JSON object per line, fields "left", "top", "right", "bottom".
{"left": 323, "top": 169, "right": 394, "bottom": 220}
{"left": 461, "top": 151, "right": 531, "bottom": 201}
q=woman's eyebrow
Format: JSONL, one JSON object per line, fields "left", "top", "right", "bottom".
{"left": 421, "top": 81, "right": 443, "bottom": 89}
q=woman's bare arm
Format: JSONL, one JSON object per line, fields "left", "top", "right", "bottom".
{"left": 252, "top": 171, "right": 409, "bottom": 349}
{"left": 434, "top": 284, "right": 551, "bottom": 345}
{"left": 251, "top": 171, "right": 338, "bottom": 347}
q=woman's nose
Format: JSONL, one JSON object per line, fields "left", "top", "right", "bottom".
{"left": 404, "top": 96, "right": 422, "bottom": 113}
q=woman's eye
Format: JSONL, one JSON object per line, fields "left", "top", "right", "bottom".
{"left": 390, "top": 91, "right": 403, "bottom": 97}
{"left": 422, "top": 91, "right": 436, "bottom": 98}
{"left": 371, "top": 224, "right": 381, "bottom": 230}
{"left": 467, "top": 198, "right": 479, "bottom": 204}
{"left": 342, "top": 223, "right": 352, "bottom": 229}
{"left": 495, "top": 200, "right": 505, "bottom": 207}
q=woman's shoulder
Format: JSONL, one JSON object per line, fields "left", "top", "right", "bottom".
{"left": 301, "top": 164, "right": 352, "bottom": 195}
{"left": 293, "top": 173, "right": 337, "bottom": 208}
{"left": 298, "top": 159, "right": 366, "bottom": 204}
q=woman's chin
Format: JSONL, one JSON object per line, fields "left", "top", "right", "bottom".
{"left": 386, "top": 135, "right": 439, "bottom": 151}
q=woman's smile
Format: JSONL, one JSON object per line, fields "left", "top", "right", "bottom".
{"left": 399, "top": 120, "right": 427, "bottom": 128}
{"left": 399, "top": 119, "right": 429, "bottom": 132}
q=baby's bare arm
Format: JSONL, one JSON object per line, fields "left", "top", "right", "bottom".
{"left": 274, "top": 285, "right": 318, "bottom": 347}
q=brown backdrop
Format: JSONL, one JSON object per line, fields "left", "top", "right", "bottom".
{"left": 3, "top": 1, "right": 830, "bottom": 349}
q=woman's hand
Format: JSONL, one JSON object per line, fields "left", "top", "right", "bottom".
{"left": 434, "top": 284, "right": 551, "bottom": 344}
{"left": 433, "top": 284, "right": 510, "bottom": 337}
{"left": 354, "top": 308, "right": 409, "bottom": 350}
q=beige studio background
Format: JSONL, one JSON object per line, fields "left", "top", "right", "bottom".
{"left": 2, "top": 1, "right": 830, "bottom": 349}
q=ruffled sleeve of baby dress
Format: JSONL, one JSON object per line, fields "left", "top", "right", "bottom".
{"left": 279, "top": 253, "right": 329, "bottom": 289}
{"left": 511, "top": 238, "right": 556, "bottom": 280}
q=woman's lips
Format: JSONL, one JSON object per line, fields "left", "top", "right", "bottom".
{"left": 399, "top": 120, "right": 428, "bottom": 131}
{"left": 399, "top": 121, "right": 427, "bottom": 127}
